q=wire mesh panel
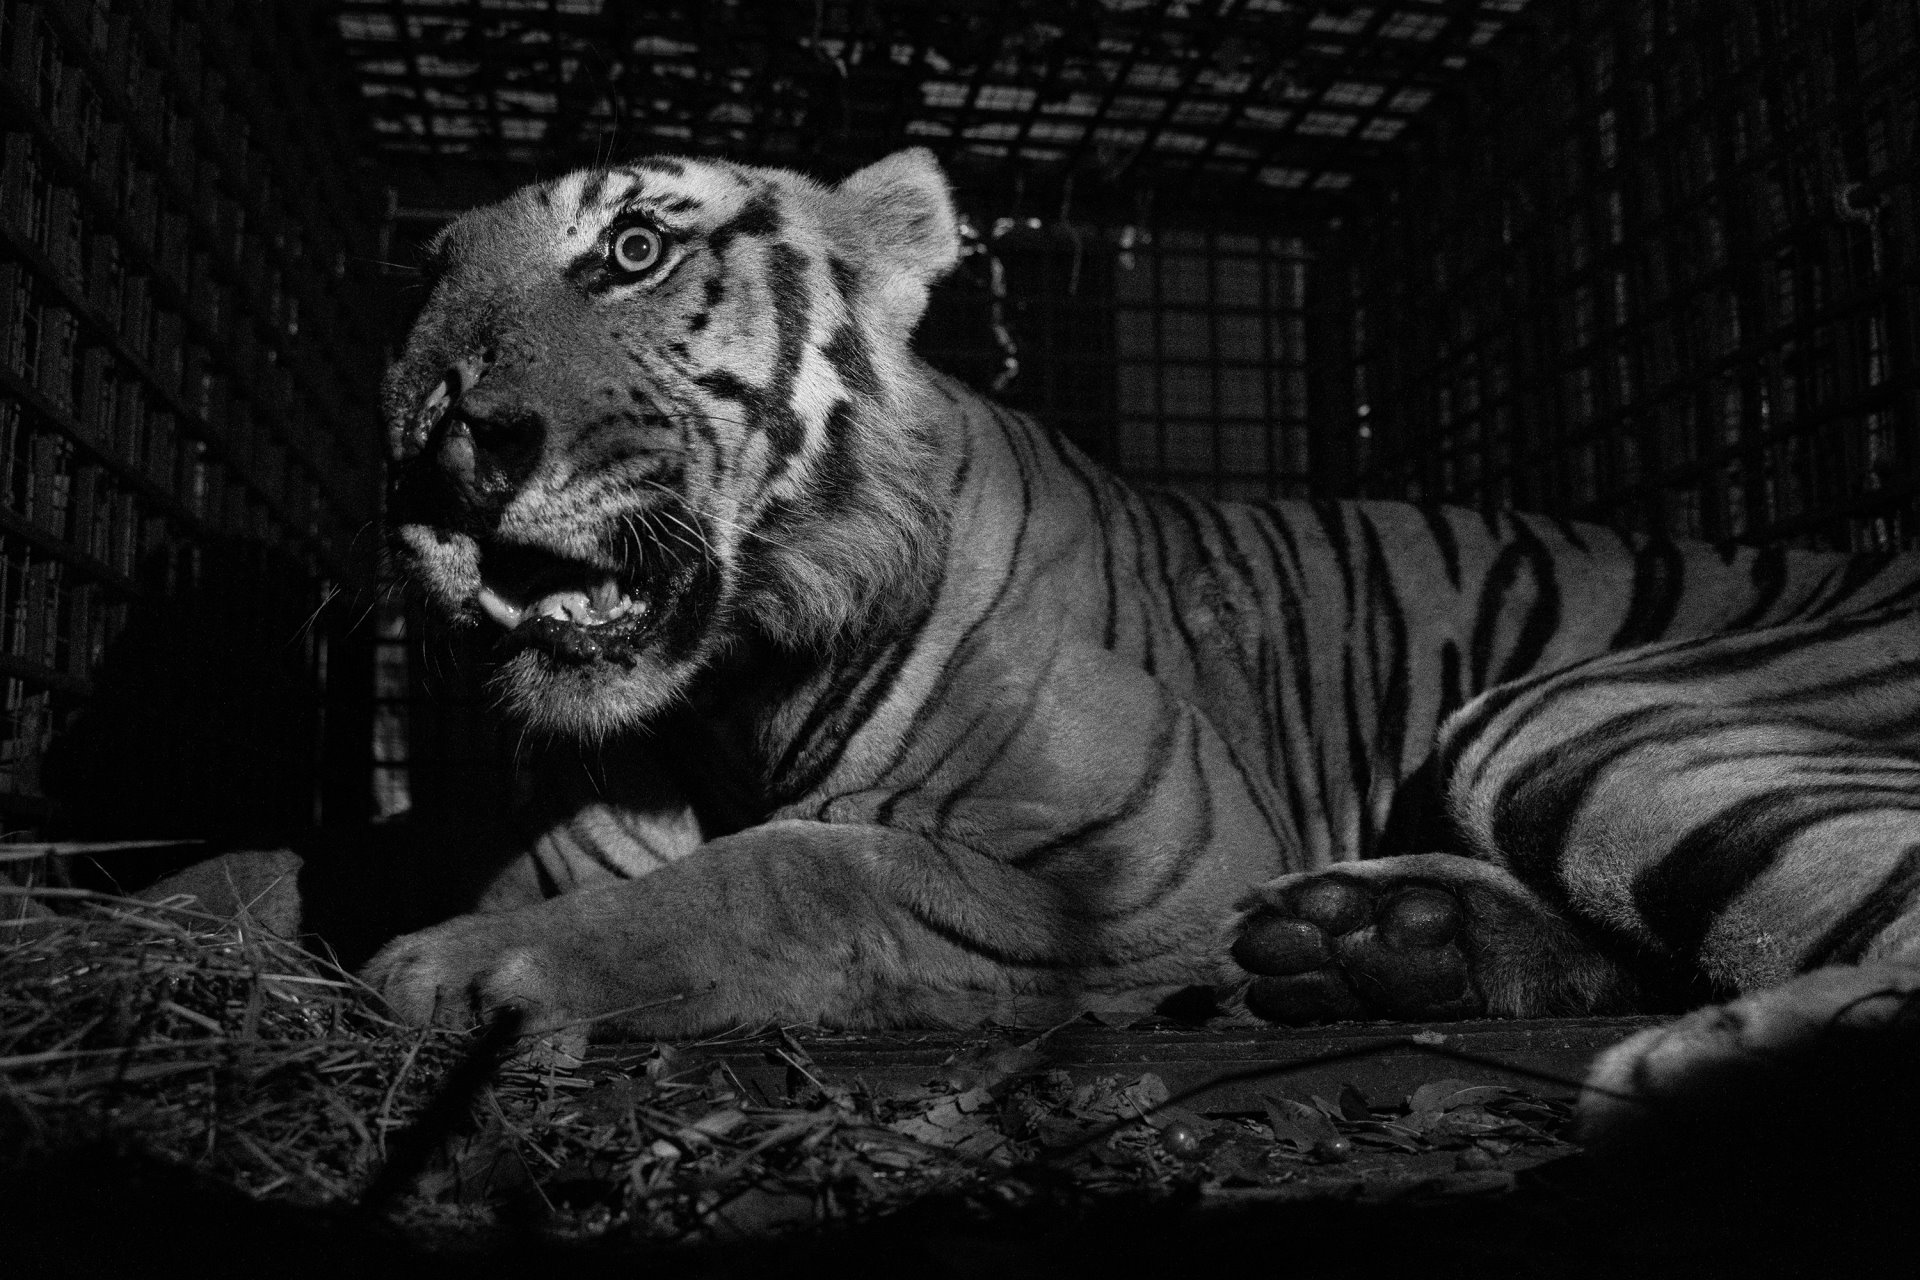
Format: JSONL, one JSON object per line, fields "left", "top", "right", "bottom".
{"left": 0, "top": 0, "right": 385, "bottom": 841}
{"left": 1110, "top": 227, "right": 1316, "bottom": 498}
{"left": 1348, "top": 0, "right": 1920, "bottom": 550}
{"left": 333, "top": 0, "right": 1532, "bottom": 203}
{"left": 912, "top": 209, "right": 1323, "bottom": 501}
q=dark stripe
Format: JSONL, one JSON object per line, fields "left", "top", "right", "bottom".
{"left": 1608, "top": 534, "right": 1685, "bottom": 650}
{"left": 804, "top": 399, "right": 861, "bottom": 509}
{"left": 1309, "top": 500, "right": 1355, "bottom": 615}
{"left": 564, "top": 244, "right": 605, "bottom": 286}
{"left": 1147, "top": 496, "right": 1211, "bottom": 664}
{"left": 827, "top": 254, "right": 859, "bottom": 303}
{"left": 1010, "top": 702, "right": 1184, "bottom": 870}
{"left": 1258, "top": 634, "right": 1314, "bottom": 847}
{"left": 1458, "top": 609, "right": 1913, "bottom": 799}
{"left": 864, "top": 406, "right": 1037, "bottom": 791}
{"left": 530, "top": 852, "right": 562, "bottom": 899}
{"left": 1101, "top": 724, "right": 1223, "bottom": 922}
{"left": 709, "top": 188, "right": 782, "bottom": 257}
{"left": 1245, "top": 509, "right": 1315, "bottom": 735}
{"left": 1804, "top": 550, "right": 1895, "bottom": 619}
{"left": 821, "top": 323, "right": 879, "bottom": 398}
{"left": 1799, "top": 843, "right": 1920, "bottom": 968}
{"left": 1358, "top": 509, "right": 1412, "bottom": 790}
{"left": 1723, "top": 544, "right": 1788, "bottom": 631}
{"left": 762, "top": 242, "right": 810, "bottom": 462}
{"left": 1342, "top": 649, "right": 1374, "bottom": 850}
{"left": 1468, "top": 519, "right": 1562, "bottom": 689}
{"left": 579, "top": 168, "right": 610, "bottom": 211}
{"left": 1632, "top": 784, "right": 1920, "bottom": 964}
{"left": 1860, "top": 571, "right": 1920, "bottom": 615}
{"left": 1418, "top": 505, "right": 1461, "bottom": 589}
{"left": 1490, "top": 703, "right": 1686, "bottom": 886}
{"left": 573, "top": 825, "right": 640, "bottom": 878}
{"left": 1438, "top": 639, "right": 1464, "bottom": 723}
{"left": 1778, "top": 563, "right": 1843, "bottom": 624}
{"left": 1030, "top": 424, "right": 1122, "bottom": 652}
{"left": 932, "top": 635, "right": 1079, "bottom": 833}
{"left": 782, "top": 636, "right": 924, "bottom": 808}
{"left": 1548, "top": 516, "right": 1588, "bottom": 553}
{"left": 1117, "top": 495, "right": 1160, "bottom": 676}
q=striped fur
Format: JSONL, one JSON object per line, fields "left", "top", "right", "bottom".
{"left": 370, "top": 150, "right": 1920, "bottom": 1038}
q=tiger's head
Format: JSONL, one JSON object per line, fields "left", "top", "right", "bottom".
{"left": 384, "top": 150, "right": 961, "bottom": 736}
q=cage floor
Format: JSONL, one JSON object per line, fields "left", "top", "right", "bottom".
{"left": 590, "top": 1015, "right": 1662, "bottom": 1112}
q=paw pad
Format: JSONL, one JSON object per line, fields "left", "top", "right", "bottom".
{"left": 1235, "top": 874, "right": 1480, "bottom": 1023}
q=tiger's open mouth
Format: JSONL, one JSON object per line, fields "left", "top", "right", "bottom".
{"left": 473, "top": 540, "right": 664, "bottom": 665}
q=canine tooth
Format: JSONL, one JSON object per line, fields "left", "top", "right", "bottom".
{"left": 476, "top": 586, "right": 526, "bottom": 629}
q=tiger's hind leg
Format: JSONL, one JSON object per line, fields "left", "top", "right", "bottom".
{"left": 1230, "top": 853, "right": 1637, "bottom": 1022}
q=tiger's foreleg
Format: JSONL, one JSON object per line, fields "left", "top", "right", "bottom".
{"left": 363, "top": 818, "right": 1216, "bottom": 1039}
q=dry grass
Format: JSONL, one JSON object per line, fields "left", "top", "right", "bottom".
{"left": 0, "top": 887, "right": 468, "bottom": 1207}
{"left": 1, "top": 887, "right": 1586, "bottom": 1258}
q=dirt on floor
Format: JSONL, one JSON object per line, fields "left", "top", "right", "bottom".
{"left": 0, "top": 890, "right": 1906, "bottom": 1279}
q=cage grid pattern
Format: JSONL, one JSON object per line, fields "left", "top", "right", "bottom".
{"left": 0, "top": 0, "right": 384, "bottom": 836}
{"left": 335, "top": 0, "right": 1531, "bottom": 205}
{"left": 1348, "top": 0, "right": 1920, "bottom": 551}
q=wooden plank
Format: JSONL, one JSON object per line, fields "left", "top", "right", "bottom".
{"left": 593, "top": 1016, "right": 1663, "bottom": 1111}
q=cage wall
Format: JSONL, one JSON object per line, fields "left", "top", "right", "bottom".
{"left": 1347, "top": 0, "right": 1920, "bottom": 550}
{"left": 0, "top": 0, "right": 385, "bottom": 843}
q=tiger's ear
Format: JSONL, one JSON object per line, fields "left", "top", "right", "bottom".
{"left": 838, "top": 149, "right": 960, "bottom": 332}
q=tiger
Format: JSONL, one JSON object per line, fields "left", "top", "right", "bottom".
{"left": 361, "top": 146, "right": 1920, "bottom": 1124}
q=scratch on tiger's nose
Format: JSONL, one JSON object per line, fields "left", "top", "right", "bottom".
{"left": 395, "top": 351, "right": 494, "bottom": 463}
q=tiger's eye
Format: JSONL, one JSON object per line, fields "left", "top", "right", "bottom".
{"left": 610, "top": 225, "right": 663, "bottom": 274}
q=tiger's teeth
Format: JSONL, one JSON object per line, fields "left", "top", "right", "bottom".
{"left": 536, "top": 590, "right": 594, "bottom": 623}
{"left": 523, "top": 585, "right": 644, "bottom": 627}
{"left": 477, "top": 586, "right": 526, "bottom": 629}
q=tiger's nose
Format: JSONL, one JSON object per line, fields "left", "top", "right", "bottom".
{"left": 393, "top": 350, "right": 494, "bottom": 463}
{"left": 438, "top": 397, "right": 544, "bottom": 487}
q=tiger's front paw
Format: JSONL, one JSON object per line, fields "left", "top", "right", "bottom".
{"left": 1232, "top": 870, "right": 1483, "bottom": 1022}
{"left": 363, "top": 912, "right": 584, "bottom": 1034}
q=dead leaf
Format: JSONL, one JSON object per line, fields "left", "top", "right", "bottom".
{"left": 571, "top": 1076, "right": 652, "bottom": 1125}
{"left": 1350, "top": 1123, "right": 1424, "bottom": 1153}
{"left": 941, "top": 1036, "right": 1050, "bottom": 1093}
{"left": 1409, "top": 1079, "right": 1505, "bottom": 1113}
{"left": 675, "top": 1106, "right": 749, "bottom": 1148}
{"left": 704, "top": 1184, "right": 816, "bottom": 1238}
{"left": 1206, "top": 1140, "right": 1268, "bottom": 1186}
{"left": 1261, "top": 1094, "right": 1339, "bottom": 1150}
{"left": 1121, "top": 1073, "right": 1169, "bottom": 1118}
{"left": 1337, "top": 1082, "right": 1373, "bottom": 1122}
{"left": 1144, "top": 1104, "right": 1217, "bottom": 1136}
{"left": 888, "top": 1087, "right": 1011, "bottom": 1161}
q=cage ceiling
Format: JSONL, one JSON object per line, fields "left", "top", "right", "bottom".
{"left": 332, "top": 0, "right": 1531, "bottom": 215}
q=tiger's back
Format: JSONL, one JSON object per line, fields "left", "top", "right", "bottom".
{"left": 889, "top": 382, "right": 1920, "bottom": 881}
